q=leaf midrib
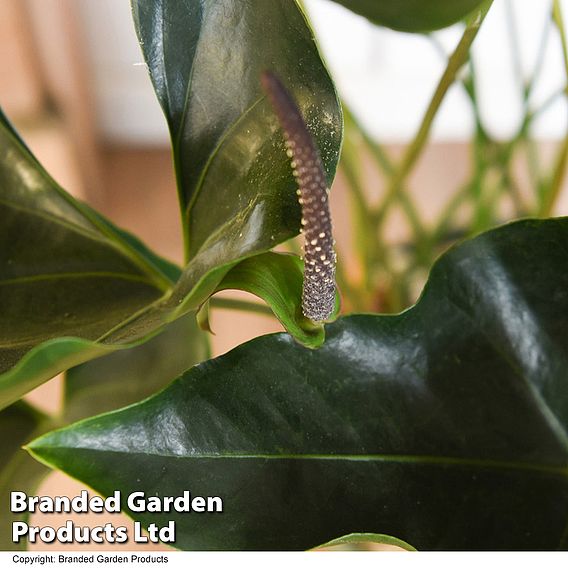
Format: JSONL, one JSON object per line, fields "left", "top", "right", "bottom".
{"left": 0, "top": 197, "right": 112, "bottom": 246}
{"left": 0, "top": 197, "right": 170, "bottom": 293}
{"left": 1, "top": 117, "right": 174, "bottom": 292}
{"left": 0, "top": 272, "right": 157, "bottom": 287}
{"left": 183, "top": 95, "right": 266, "bottom": 259}
{"left": 32, "top": 447, "right": 568, "bottom": 479}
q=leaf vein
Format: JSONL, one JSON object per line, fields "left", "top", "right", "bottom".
{"left": 34, "top": 447, "right": 568, "bottom": 478}
{"left": 0, "top": 272, "right": 158, "bottom": 287}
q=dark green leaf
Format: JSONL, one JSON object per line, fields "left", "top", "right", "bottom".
{"left": 327, "top": 0, "right": 487, "bottom": 32}
{"left": 64, "top": 313, "right": 210, "bottom": 423}
{"left": 0, "top": 110, "right": 177, "bottom": 410}
{"left": 131, "top": 0, "right": 342, "bottom": 270}
{"left": 83, "top": 206, "right": 183, "bottom": 285}
{"left": 29, "top": 218, "right": 568, "bottom": 550}
{"left": 0, "top": 402, "right": 51, "bottom": 550}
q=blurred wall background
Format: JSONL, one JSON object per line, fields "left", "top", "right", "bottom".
{"left": 6, "top": 1, "right": 567, "bottom": 147}
{"left": 76, "top": 0, "right": 568, "bottom": 144}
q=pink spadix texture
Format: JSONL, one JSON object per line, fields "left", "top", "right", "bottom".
{"left": 261, "top": 71, "right": 336, "bottom": 322}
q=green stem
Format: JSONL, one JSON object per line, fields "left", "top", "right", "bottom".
{"left": 505, "top": 0, "right": 527, "bottom": 96}
{"left": 501, "top": 162, "right": 528, "bottom": 215}
{"left": 376, "top": 1, "right": 493, "bottom": 228}
{"left": 334, "top": 251, "right": 366, "bottom": 312}
{"left": 340, "top": 139, "right": 382, "bottom": 290}
{"left": 538, "top": 0, "right": 568, "bottom": 216}
{"left": 431, "top": 180, "right": 474, "bottom": 244}
{"left": 528, "top": 88, "right": 566, "bottom": 122}
{"left": 538, "top": 134, "right": 568, "bottom": 217}
{"left": 342, "top": 105, "right": 428, "bottom": 257}
{"left": 342, "top": 105, "right": 394, "bottom": 176}
{"left": 527, "top": 9, "right": 552, "bottom": 101}
{"left": 526, "top": 137, "right": 544, "bottom": 204}
{"left": 554, "top": 0, "right": 568, "bottom": 80}
{"left": 429, "top": 36, "right": 489, "bottom": 141}
{"left": 497, "top": 86, "right": 564, "bottom": 169}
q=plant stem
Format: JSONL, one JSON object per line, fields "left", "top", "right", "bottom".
{"left": 505, "top": 0, "right": 527, "bottom": 96}
{"left": 554, "top": 0, "right": 568, "bottom": 80}
{"left": 334, "top": 251, "right": 366, "bottom": 312}
{"left": 340, "top": 138, "right": 383, "bottom": 291}
{"left": 539, "top": 135, "right": 568, "bottom": 217}
{"left": 342, "top": 105, "right": 428, "bottom": 260}
{"left": 528, "top": 9, "right": 553, "bottom": 101}
{"left": 342, "top": 105, "right": 394, "bottom": 176}
{"left": 376, "top": 1, "right": 493, "bottom": 229}
{"left": 538, "top": 0, "right": 568, "bottom": 216}
{"left": 431, "top": 180, "right": 473, "bottom": 244}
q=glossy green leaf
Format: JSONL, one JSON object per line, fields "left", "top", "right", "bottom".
{"left": 327, "top": 0, "right": 487, "bottom": 32}
{"left": 131, "top": 0, "right": 342, "bottom": 268}
{"left": 0, "top": 402, "right": 51, "bottom": 550}
{"left": 211, "top": 252, "right": 339, "bottom": 348}
{"left": 314, "top": 533, "right": 416, "bottom": 551}
{"left": 64, "top": 313, "right": 210, "bottom": 423}
{"left": 29, "top": 218, "right": 568, "bottom": 550}
{"left": 0, "top": 109, "right": 179, "bottom": 410}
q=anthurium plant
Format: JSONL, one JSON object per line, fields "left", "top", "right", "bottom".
{"left": 2, "top": 0, "right": 568, "bottom": 551}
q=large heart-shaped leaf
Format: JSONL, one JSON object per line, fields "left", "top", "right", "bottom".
{"left": 0, "top": 402, "right": 51, "bottom": 550}
{"left": 29, "top": 218, "right": 568, "bottom": 550}
{"left": 131, "top": 0, "right": 342, "bottom": 270}
{"left": 327, "top": 0, "right": 487, "bottom": 32}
